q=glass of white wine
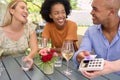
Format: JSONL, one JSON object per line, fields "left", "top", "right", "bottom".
{"left": 61, "top": 40, "right": 74, "bottom": 75}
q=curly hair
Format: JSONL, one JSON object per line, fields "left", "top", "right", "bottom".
{"left": 40, "top": 0, "right": 71, "bottom": 22}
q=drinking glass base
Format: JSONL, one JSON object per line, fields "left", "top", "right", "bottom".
{"left": 63, "top": 70, "right": 72, "bottom": 75}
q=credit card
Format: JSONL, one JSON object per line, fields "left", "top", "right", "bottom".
{"left": 84, "top": 55, "right": 97, "bottom": 60}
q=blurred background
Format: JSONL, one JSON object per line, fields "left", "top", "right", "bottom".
{"left": 0, "top": 0, "right": 92, "bottom": 26}
{"left": 0, "top": 0, "right": 120, "bottom": 35}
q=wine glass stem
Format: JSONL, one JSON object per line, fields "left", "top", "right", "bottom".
{"left": 67, "top": 60, "right": 69, "bottom": 72}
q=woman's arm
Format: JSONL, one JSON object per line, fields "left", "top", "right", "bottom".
{"left": 27, "top": 31, "right": 38, "bottom": 58}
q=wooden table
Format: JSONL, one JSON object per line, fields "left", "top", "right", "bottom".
{"left": 0, "top": 55, "right": 120, "bottom": 80}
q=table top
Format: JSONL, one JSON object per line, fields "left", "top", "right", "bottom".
{"left": 0, "top": 55, "right": 120, "bottom": 80}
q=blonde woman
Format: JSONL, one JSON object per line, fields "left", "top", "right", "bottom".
{"left": 0, "top": 0, "right": 38, "bottom": 69}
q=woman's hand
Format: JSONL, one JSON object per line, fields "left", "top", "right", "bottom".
{"left": 23, "top": 56, "right": 34, "bottom": 70}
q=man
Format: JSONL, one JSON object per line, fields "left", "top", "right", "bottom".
{"left": 73, "top": 0, "right": 120, "bottom": 78}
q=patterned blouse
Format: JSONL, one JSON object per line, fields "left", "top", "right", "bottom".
{"left": 0, "top": 23, "right": 36, "bottom": 56}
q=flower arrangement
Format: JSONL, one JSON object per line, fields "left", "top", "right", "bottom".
{"left": 38, "top": 48, "right": 58, "bottom": 74}
{"left": 39, "top": 48, "right": 58, "bottom": 63}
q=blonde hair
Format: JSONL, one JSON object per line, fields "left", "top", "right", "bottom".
{"left": 2, "top": 0, "right": 26, "bottom": 27}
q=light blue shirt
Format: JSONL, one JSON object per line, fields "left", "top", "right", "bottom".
{"left": 73, "top": 24, "right": 120, "bottom": 75}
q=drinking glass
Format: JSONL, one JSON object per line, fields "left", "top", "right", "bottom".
{"left": 21, "top": 56, "right": 32, "bottom": 71}
{"left": 61, "top": 40, "right": 74, "bottom": 75}
{"left": 54, "top": 56, "right": 62, "bottom": 67}
{"left": 38, "top": 38, "right": 48, "bottom": 49}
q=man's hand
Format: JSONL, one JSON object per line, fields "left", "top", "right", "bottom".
{"left": 80, "top": 60, "right": 114, "bottom": 78}
{"left": 76, "top": 51, "right": 90, "bottom": 63}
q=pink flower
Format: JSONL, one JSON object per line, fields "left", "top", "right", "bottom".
{"left": 39, "top": 49, "right": 47, "bottom": 56}
{"left": 53, "top": 52, "right": 58, "bottom": 56}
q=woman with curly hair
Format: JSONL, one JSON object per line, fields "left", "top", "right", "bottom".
{"left": 40, "top": 0, "right": 78, "bottom": 53}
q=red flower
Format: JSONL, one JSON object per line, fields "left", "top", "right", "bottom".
{"left": 41, "top": 53, "right": 53, "bottom": 62}
{"left": 50, "top": 49, "right": 56, "bottom": 53}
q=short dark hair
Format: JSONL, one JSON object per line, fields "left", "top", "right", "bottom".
{"left": 40, "top": 0, "right": 71, "bottom": 22}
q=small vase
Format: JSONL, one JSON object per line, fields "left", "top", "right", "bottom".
{"left": 41, "top": 63, "right": 54, "bottom": 74}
